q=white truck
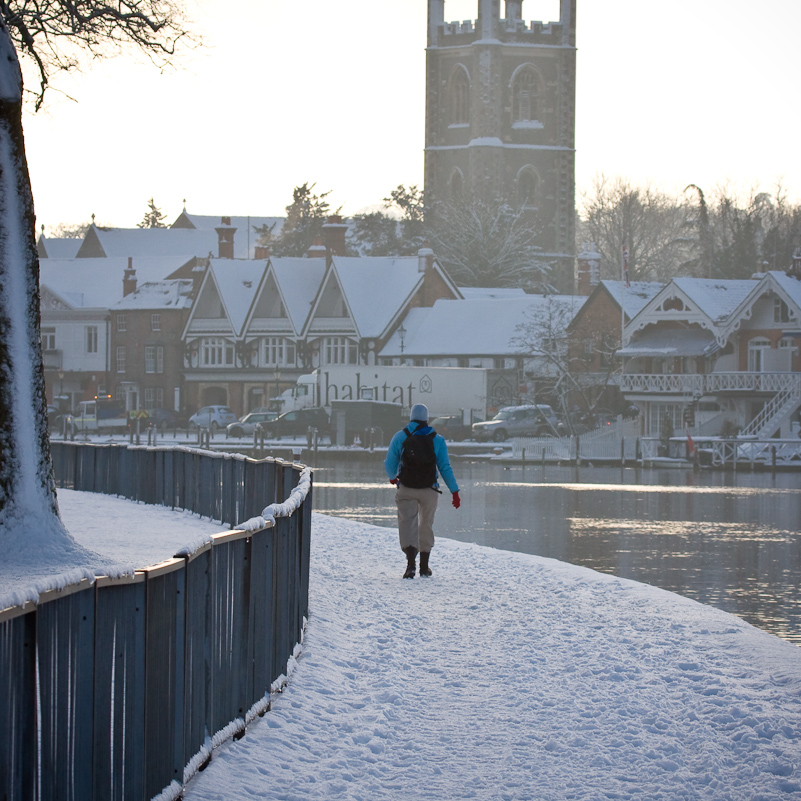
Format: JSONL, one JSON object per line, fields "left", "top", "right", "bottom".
{"left": 70, "top": 398, "right": 132, "bottom": 434}
{"left": 270, "top": 366, "right": 501, "bottom": 423}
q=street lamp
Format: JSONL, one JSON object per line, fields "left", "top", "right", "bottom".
{"left": 398, "top": 323, "right": 406, "bottom": 354}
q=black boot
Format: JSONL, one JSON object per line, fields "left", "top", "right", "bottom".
{"left": 403, "top": 546, "right": 417, "bottom": 579}
{"left": 419, "top": 551, "right": 432, "bottom": 577}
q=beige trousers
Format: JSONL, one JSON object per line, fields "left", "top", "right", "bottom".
{"left": 395, "top": 483, "right": 440, "bottom": 552}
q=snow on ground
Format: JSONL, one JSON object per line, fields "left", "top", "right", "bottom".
{"left": 5, "top": 492, "right": 801, "bottom": 799}
{"left": 183, "top": 514, "right": 801, "bottom": 801}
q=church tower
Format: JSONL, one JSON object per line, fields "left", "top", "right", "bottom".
{"left": 424, "top": 0, "right": 577, "bottom": 285}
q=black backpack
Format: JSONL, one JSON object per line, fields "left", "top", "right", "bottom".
{"left": 398, "top": 426, "right": 438, "bottom": 489}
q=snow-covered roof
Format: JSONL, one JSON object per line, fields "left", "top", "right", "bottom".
{"left": 381, "top": 294, "right": 586, "bottom": 357}
{"left": 38, "top": 236, "right": 82, "bottom": 259}
{"left": 76, "top": 225, "right": 218, "bottom": 260}
{"left": 599, "top": 280, "right": 664, "bottom": 320}
{"left": 113, "top": 280, "right": 193, "bottom": 311}
{"left": 39, "top": 257, "right": 191, "bottom": 309}
{"left": 172, "top": 212, "right": 285, "bottom": 259}
{"left": 207, "top": 259, "right": 268, "bottom": 336}
{"left": 458, "top": 287, "right": 528, "bottom": 299}
{"left": 765, "top": 270, "right": 801, "bottom": 313}
{"left": 270, "top": 258, "right": 327, "bottom": 332}
{"left": 672, "top": 278, "right": 758, "bottom": 323}
{"left": 618, "top": 327, "right": 719, "bottom": 358}
{"left": 314, "top": 257, "right": 431, "bottom": 339}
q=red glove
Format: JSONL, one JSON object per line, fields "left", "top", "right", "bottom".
{"left": 452, "top": 491, "right": 461, "bottom": 509}
{"left": 390, "top": 478, "right": 399, "bottom": 485}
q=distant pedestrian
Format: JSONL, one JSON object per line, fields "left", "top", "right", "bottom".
{"left": 385, "top": 403, "right": 461, "bottom": 578}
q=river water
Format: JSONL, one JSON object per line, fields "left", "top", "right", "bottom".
{"left": 310, "top": 455, "right": 801, "bottom": 646}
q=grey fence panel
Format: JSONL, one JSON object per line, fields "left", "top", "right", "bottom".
{"left": 93, "top": 576, "right": 147, "bottom": 801}
{"left": 248, "top": 526, "right": 274, "bottom": 701}
{"left": 36, "top": 583, "right": 96, "bottom": 801}
{"left": 209, "top": 533, "right": 252, "bottom": 735}
{"left": 143, "top": 560, "right": 186, "bottom": 799}
{"left": 0, "top": 610, "right": 37, "bottom": 801}
{"left": 181, "top": 545, "right": 212, "bottom": 769}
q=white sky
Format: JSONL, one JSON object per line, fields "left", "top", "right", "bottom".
{"left": 20, "top": 0, "right": 801, "bottom": 231}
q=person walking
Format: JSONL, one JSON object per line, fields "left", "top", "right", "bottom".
{"left": 385, "top": 403, "right": 461, "bottom": 578}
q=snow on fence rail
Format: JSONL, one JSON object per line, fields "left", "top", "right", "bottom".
{"left": 0, "top": 442, "right": 312, "bottom": 801}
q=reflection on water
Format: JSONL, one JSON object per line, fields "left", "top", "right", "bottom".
{"left": 311, "top": 456, "right": 801, "bottom": 645}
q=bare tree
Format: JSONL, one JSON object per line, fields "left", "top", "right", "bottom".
{"left": 0, "top": 4, "right": 193, "bottom": 553}
{"left": 2, "top": 0, "right": 196, "bottom": 109}
{"left": 427, "top": 197, "right": 551, "bottom": 290}
{"left": 579, "top": 174, "right": 692, "bottom": 282}
{"left": 511, "top": 295, "right": 619, "bottom": 428}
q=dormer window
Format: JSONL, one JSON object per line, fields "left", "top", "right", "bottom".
{"left": 774, "top": 297, "right": 790, "bottom": 323}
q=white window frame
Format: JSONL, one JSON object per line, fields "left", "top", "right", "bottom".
{"left": 117, "top": 314, "right": 127, "bottom": 333}
{"left": 151, "top": 313, "right": 161, "bottom": 332}
{"left": 201, "top": 337, "right": 234, "bottom": 367}
{"left": 145, "top": 345, "right": 164, "bottom": 374}
{"left": 41, "top": 327, "right": 56, "bottom": 350}
{"left": 116, "top": 346, "right": 126, "bottom": 374}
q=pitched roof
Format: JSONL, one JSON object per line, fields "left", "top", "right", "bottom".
{"left": 76, "top": 225, "right": 218, "bottom": 260}
{"left": 598, "top": 280, "right": 665, "bottom": 320}
{"left": 39, "top": 257, "right": 192, "bottom": 309}
{"left": 330, "top": 257, "right": 428, "bottom": 338}
{"left": 618, "top": 327, "right": 719, "bottom": 357}
{"left": 381, "top": 294, "right": 586, "bottom": 357}
{"left": 206, "top": 259, "right": 268, "bottom": 337}
{"left": 37, "top": 236, "right": 82, "bottom": 259}
{"left": 113, "top": 280, "right": 194, "bottom": 311}
{"left": 671, "top": 278, "right": 758, "bottom": 323}
{"left": 270, "top": 258, "right": 327, "bottom": 333}
{"left": 171, "top": 212, "right": 285, "bottom": 259}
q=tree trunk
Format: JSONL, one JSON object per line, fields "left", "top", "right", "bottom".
{"left": 0, "top": 18, "right": 60, "bottom": 534}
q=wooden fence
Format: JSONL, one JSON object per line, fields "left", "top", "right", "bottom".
{"left": 0, "top": 442, "right": 312, "bottom": 801}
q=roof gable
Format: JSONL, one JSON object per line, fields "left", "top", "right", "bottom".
{"left": 76, "top": 225, "right": 218, "bottom": 260}
{"left": 269, "top": 258, "right": 327, "bottom": 333}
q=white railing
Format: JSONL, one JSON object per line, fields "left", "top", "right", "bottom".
{"left": 620, "top": 372, "right": 801, "bottom": 396}
{"left": 619, "top": 374, "right": 704, "bottom": 395}
{"left": 707, "top": 372, "right": 801, "bottom": 394}
{"left": 739, "top": 378, "right": 801, "bottom": 439}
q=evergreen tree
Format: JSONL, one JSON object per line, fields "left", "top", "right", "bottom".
{"left": 137, "top": 197, "right": 167, "bottom": 228}
{"left": 274, "top": 182, "right": 337, "bottom": 257}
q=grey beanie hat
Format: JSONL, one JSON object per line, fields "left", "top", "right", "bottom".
{"left": 410, "top": 403, "right": 429, "bottom": 422}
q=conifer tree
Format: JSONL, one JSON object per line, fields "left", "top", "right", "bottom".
{"left": 137, "top": 197, "right": 168, "bottom": 228}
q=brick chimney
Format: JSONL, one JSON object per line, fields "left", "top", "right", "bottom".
{"left": 576, "top": 243, "right": 601, "bottom": 296}
{"left": 123, "top": 257, "right": 137, "bottom": 297}
{"left": 254, "top": 245, "right": 271, "bottom": 260}
{"left": 307, "top": 237, "right": 326, "bottom": 258}
{"left": 215, "top": 222, "right": 236, "bottom": 259}
{"left": 417, "top": 242, "right": 435, "bottom": 273}
{"left": 323, "top": 215, "right": 348, "bottom": 264}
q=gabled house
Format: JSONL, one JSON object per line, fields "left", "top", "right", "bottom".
{"left": 39, "top": 257, "right": 193, "bottom": 411}
{"left": 75, "top": 223, "right": 222, "bottom": 260}
{"left": 302, "top": 252, "right": 461, "bottom": 371}
{"left": 110, "top": 279, "right": 194, "bottom": 414}
{"left": 619, "top": 273, "right": 801, "bottom": 438}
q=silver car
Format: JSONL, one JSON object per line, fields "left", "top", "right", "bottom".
{"left": 472, "top": 404, "right": 563, "bottom": 442}
{"left": 188, "top": 405, "right": 238, "bottom": 433}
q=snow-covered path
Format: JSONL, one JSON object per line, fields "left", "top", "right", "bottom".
{"left": 184, "top": 514, "right": 801, "bottom": 801}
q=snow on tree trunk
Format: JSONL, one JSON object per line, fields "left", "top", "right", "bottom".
{"left": 0, "top": 19, "right": 71, "bottom": 549}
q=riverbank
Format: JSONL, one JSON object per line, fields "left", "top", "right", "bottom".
{"left": 9, "top": 491, "right": 801, "bottom": 799}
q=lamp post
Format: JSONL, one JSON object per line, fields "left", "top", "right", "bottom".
{"left": 398, "top": 323, "right": 406, "bottom": 354}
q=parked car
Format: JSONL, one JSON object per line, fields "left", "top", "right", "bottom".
{"left": 226, "top": 410, "right": 278, "bottom": 438}
{"left": 431, "top": 415, "right": 473, "bottom": 441}
{"left": 260, "top": 407, "right": 329, "bottom": 440}
{"left": 472, "top": 404, "right": 564, "bottom": 442}
{"left": 187, "top": 405, "right": 238, "bottom": 433}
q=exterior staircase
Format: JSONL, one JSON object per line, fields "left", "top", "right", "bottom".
{"left": 739, "top": 375, "right": 801, "bottom": 439}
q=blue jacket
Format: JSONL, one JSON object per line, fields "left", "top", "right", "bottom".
{"left": 385, "top": 421, "right": 460, "bottom": 494}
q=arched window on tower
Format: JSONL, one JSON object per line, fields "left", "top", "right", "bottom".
{"left": 512, "top": 67, "right": 540, "bottom": 123}
{"left": 450, "top": 169, "right": 464, "bottom": 201}
{"left": 449, "top": 67, "right": 470, "bottom": 126}
{"left": 517, "top": 169, "right": 538, "bottom": 209}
